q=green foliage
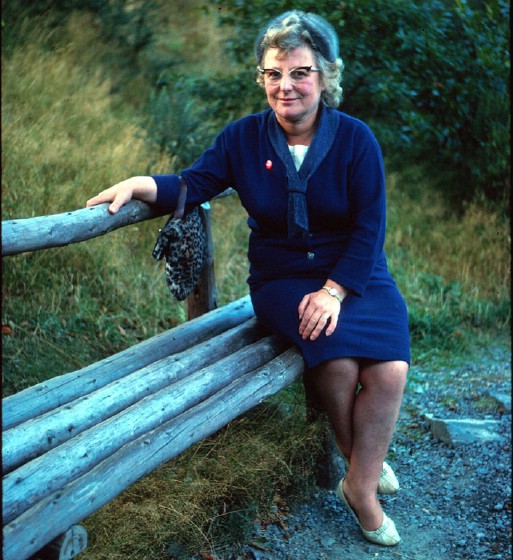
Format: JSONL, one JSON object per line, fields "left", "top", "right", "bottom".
{"left": 385, "top": 170, "right": 510, "bottom": 363}
{"left": 206, "top": 0, "right": 510, "bottom": 210}
{"left": 2, "top": 0, "right": 158, "bottom": 62}
{"left": 148, "top": 80, "right": 217, "bottom": 169}
{"left": 407, "top": 274, "right": 467, "bottom": 360}
{"left": 1, "top": 12, "right": 185, "bottom": 394}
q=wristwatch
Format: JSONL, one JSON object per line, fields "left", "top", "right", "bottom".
{"left": 322, "top": 285, "right": 344, "bottom": 303}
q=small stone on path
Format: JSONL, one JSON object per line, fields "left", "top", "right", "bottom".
{"left": 425, "top": 415, "right": 503, "bottom": 446}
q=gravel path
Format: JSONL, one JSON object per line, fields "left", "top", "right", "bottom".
{"left": 212, "top": 343, "right": 511, "bottom": 560}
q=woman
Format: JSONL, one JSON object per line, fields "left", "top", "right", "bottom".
{"left": 87, "top": 11, "right": 410, "bottom": 547}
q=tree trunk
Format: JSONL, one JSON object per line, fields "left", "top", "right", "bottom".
{"left": 2, "top": 348, "right": 304, "bottom": 560}
{"left": 2, "top": 296, "right": 254, "bottom": 431}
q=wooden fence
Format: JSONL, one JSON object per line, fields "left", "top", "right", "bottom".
{"left": 2, "top": 198, "right": 308, "bottom": 560}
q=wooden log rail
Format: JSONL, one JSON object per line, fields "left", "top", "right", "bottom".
{"left": 2, "top": 199, "right": 305, "bottom": 560}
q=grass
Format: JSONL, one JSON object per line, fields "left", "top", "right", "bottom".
{"left": 82, "top": 397, "right": 322, "bottom": 558}
{"left": 385, "top": 170, "right": 510, "bottom": 363}
{"left": 2, "top": 4, "right": 510, "bottom": 558}
{"left": 1, "top": 10, "right": 186, "bottom": 393}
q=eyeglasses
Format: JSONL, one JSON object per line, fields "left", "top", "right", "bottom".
{"left": 257, "top": 66, "right": 320, "bottom": 84}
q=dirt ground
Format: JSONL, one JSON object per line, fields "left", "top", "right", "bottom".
{"left": 217, "top": 343, "right": 512, "bottom": 560}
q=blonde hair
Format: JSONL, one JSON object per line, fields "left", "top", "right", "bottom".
{"left": 254, "top": 11, "right": 344, "bottom": 107}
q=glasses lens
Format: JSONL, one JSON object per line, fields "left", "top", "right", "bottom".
{"left": 290, "top": 68, "right": 310, "bottom": 81}
{"left": 265, "top": 70, "right": 282, "bottom": 82}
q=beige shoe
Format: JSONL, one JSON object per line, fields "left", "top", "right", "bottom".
{"left": 378, "top": 461, "right": 400, "bottom": 494}
{"left": 337, "top": 478, "right": 401, "bottom": 547}
{"left": 340, "top": 451, "right": 400, "bottom": 494}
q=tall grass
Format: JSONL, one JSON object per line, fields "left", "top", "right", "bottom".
{"left": 385, "top": 171, "right": 510, "bottom": 361}
{"left": 2, "top": 12, "right": 185, "bottom": 393}
{"left": 2, "top": 5, "right": 510, "bottom": 558}
{"left": 83, "top": 401, "right": 322, "bottom": 558}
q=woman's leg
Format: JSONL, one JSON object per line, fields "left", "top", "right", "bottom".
{"left": 344, "top": 360, "right": 407, "bottom": 529}
{"left": 307, "top": 359, "right": 408, "bottom": 530}
{"left": 306, "top": 358, "right": 360, "bottom": 460}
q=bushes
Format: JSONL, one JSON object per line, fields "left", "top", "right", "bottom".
{"left": 206, "top": 0, "right": 510, "bottom": 211}
{"left": 3, "top": 0, "right": 509, "bottom": 210}
{"left": 1, "top": 0, "right": 158, "bottom": 61}
{"left": 148, "top": 80, "right": 217, "bottom": 170}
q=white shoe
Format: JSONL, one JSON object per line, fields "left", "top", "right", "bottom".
{"left": 378, "top": 461, "right": 400, "bottom": 494}
{"left": 337, "top": 478, "right": 401, "bottom": 547}
{"left": 340, "top": 451, "right": 400, "bottom": 495}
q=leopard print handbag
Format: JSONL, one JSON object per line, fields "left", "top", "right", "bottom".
{"left": 152, "top": 179, "right": 207, "bottom": 301}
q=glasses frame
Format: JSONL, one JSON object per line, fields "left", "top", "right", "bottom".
{"left": 257, "top": 65, "right": 320, "bottom": 84}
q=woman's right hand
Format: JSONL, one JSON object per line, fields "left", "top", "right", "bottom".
{"left": 86, "top": 176, "right": 158, "bottom": 215}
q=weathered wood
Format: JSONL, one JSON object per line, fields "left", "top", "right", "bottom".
{"left": 2, "top": 347, "right": 304, "bottom": 560}
{"left": 2, "top": 189, "right": 309, "bottom": 560}
{"left": 2, "top": 318, "right": 267, "bottom": 475}
{"left": 1, "top": 191, "right": 235, "bottom": 257}
{"left": 186, "top": 203, "right": 218, "bottom": 319}
{"left": 2, "top": 295, "right": 254, "bottom": 431}
{"left": 3, "top": 334, "right": 290, "bottom": 523}
{"left": 1, "top": 200, "right": 167, "bottom": 256}
{"left": 36, "top": 525, "right": 88, "bottom": 560}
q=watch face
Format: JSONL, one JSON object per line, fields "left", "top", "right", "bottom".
{"left": 323, "top": 286, "right": 341, "bottom": 300}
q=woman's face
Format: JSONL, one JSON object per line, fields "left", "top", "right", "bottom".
{"left": 262, "top": 45, "right": 324, "bottom": 128}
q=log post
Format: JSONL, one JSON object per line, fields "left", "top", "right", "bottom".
{"left": 3, "top": 334, "right": 288, "bottom": 524}
{"left": 2, "top": 296, "right": 254, "bottom": 431}
{"left": 2, "top": 348, "right": 304, "bottom": 560}
{"left": 186, "top": 202, "right": 218, "bottom": 320}
{"left": 2, "top": 320, "right": 266, "bottom": 478}
{"left": 1, "top": 201, "right": 168, "bottom": 256}
{"left": 35, "top": 525, "right": 88, "bottom": 560}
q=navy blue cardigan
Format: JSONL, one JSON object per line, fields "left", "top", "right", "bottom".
{"left": 153, "top": 106, "right": 387, "bottom": 297}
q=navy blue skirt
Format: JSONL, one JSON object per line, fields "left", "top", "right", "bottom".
{"left": 250, "top": 268, "right": 410, "bottom": 369}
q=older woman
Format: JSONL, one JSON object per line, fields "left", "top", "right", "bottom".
{"left": 87, "top": 11, "right": 409, "bottom": 547}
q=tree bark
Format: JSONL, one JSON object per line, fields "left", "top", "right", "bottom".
{"left": 1, "top": 201, "right": 167, "bottom": 256}
{"left": 36, "top": 525, "right": 88, "bottom": 560}
{"left": 3, "top": 335, "right": 291, "bottom": 523}
{"left": 186, "top": 203, "right": 218, "bottom": 319}
{"left": 2, "top": 296, "right": 254, "bottom": 431}
{"left": 2, "top": 318, "right": 269, "bottom": 475}
{"left": 2, "top": 348, "right": 304, "bottom": 560}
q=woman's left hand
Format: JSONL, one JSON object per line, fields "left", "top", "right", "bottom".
{"left": 298, "top": 289, "right": 341, "bottom": 341}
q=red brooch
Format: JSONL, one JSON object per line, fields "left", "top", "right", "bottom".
{"left": 265, "top": 160, "right": 273, "bottom": 170}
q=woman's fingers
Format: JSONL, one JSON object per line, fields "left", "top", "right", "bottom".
{"left": 305, "top": 312, "right": 329, "bottom": 341}
{"left": 298, "top": 292, "right": 340, "bottom": 341}
{"left": 298, "top": 293, "right": 311, "bottom": 319}
{"left": 86, "top": 182, "right": 134, "bottom": 214}
{"left": 325, "top": 312, "right": 339, "bottom": 336}
{"left": 86, "top": 177, "right": 157, "bottom": 214}
{"left": 107, "top": 191, "right": 132, "bottom": 214}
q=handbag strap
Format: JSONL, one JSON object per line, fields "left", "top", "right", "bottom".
{"left": 173, "top": 176, "right": 188, "bottom": 219}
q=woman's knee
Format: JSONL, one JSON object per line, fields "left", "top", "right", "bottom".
{"left": 304, "top": 358, "right": 360, "bottom": 405}
{"left": 309, "top": 358, "right": 360, "bottom": 387}
{"left": 360, "top": 361, "right": 408, "bottom": 397}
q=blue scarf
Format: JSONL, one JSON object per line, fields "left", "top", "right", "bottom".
{"left": 268, "top": 104, "right": 340, "bottom": 239}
